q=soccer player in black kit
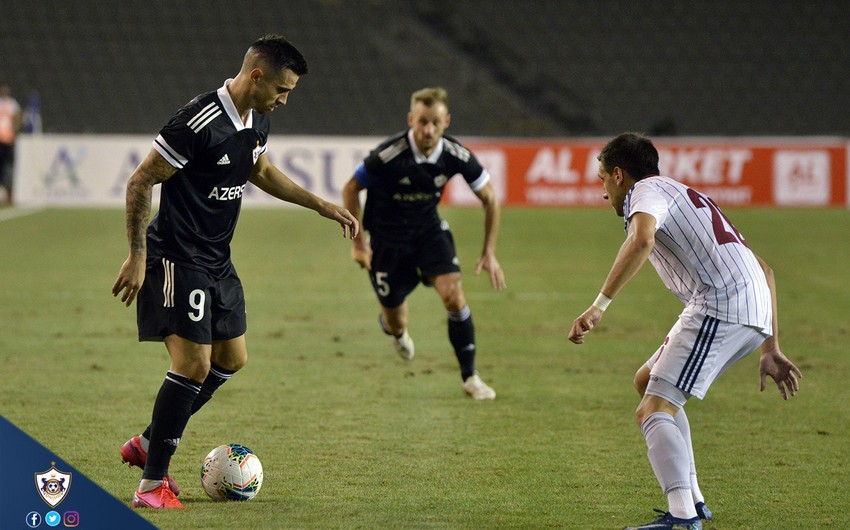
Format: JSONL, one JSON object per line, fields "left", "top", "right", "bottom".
{"left": 342, "top": 87, "right": 506, "bottom": 400}
{"left": 111, "top": 35, "right": 358, "bottom": 509}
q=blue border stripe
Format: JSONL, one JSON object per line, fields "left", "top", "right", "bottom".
{"left": 687, "top": 318, "right": 719, "bottom": 392}
{"left": 678, "top": 316, "right": 717, "bottom": 391}
{"left": 677, "top": 316, "right": 710, "bottom": 388}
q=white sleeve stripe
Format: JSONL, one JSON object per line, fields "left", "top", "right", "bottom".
{"left": 186, "top": 101, "right": 219, "bottom": 128}
{"left": 378, "top": 138, "right": 408, "bottom": 163}
{"left": 469, "top": 169, "right": 490, "bottom": 192}
{"left": 192, "top": 109, "right": 222, "bottom": 133}
{"left": 443, "top": 139, "right": 471, "bottom": 162}
{"left": 153, "top": 136, "right": 187, "bottom": 169}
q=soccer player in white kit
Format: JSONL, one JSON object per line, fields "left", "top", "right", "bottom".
{"left": 569, "top": 133, "right": 801, "bottom": 530}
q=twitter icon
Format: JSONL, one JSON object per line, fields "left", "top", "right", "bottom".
{"left": 45, "top": 510, "right": 60, "bottom": 527}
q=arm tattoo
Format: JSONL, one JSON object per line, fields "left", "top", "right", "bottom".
{"left": 125, "top": 152, "right": 174, "bottom": 255}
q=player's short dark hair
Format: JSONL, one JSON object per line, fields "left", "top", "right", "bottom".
{"left": 598, "top": 132, "right": 660, "bottom": 181}
{"left": 249, "top": 34, "right": 308, "bottom": 76}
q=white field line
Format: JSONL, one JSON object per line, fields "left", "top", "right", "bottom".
{"left": 0, "top": 207, "right": 44, "bottom": 222}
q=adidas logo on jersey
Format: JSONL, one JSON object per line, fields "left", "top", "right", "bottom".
{"left": 217, "top": 154, "right": 231, "bottom": 165}
{"left": 399, "top": 176, "right": 412, "bottom": 185}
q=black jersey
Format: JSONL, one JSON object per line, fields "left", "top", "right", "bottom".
{"left": 148, "top": 80, "right": 269, "bottom": 277}
{"left": 356, "top": 130, "right": 489, "bottom": 242}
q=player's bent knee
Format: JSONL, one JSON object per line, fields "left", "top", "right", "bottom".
{"left": 214, "top": 357, "right": 246, "bottom": 373}
{"left": 211, "top": 335, "right": 249, "bottom": 371}
{"left": 635, "top": 404, "right": 667, "bottom": 428}
{"left": 177, "top": 358, "right": 212, "bottom": 382}
{"left": 432, "top": 274, "right": 465, "bottom": 310}
{"left": 634, "top": 364, "right": 651, "bottom": 392}
{"left": 633, "top": 376, "right": 643, "bottom": 396}
{"left": 444, "top": 298, "right": 466, "bottom": 313}
{"left": 634, "top": 370, "right": 649, "bottom": 397}
{"left": 440, "top": 286, "right": 466, "bottom": 312}
{"left": 635, "top": 393, "right": 680, "bottom": 427}
{"left": 634, "top": 404, "right": 649, "bottom": 427}
{"left": 227, "top": 355, "right": 248, "bottom": 372}
{"left": 213, "top": 350, "right": 248, "bottom": 372}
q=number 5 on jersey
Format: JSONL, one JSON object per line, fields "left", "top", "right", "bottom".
{"left": 374, "top": 272, "right": 391, "bottom": 296}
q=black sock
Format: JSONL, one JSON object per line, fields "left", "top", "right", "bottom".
{"left": 141, "top": 363, "right": 236, "bottom": 440}
{"left": 142, "top": 372, "right": 201, "bottom": 480}
{"left": 448, "top": 306, "right": 476, "bottom": 380}
{"left": 190, "top": 363, "right": 236, "bottom": 414}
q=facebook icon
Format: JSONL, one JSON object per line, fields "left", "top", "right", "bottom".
{"left": 26, "top": 511, "right": 42, "bottom": 528}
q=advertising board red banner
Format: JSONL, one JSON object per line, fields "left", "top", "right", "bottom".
{"left": 446, "top": 138, "right": 848, "bottom": 208}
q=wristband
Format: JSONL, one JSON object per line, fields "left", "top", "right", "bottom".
{"left": 592, "top": 293, "right": 612, "bottom": 312}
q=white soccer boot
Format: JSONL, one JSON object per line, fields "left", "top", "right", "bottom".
{"left": 392, "top": 329, "right": 415, "bottom": 361}
{"left": 462, "top": 372, "right": 496, "bottom": 400}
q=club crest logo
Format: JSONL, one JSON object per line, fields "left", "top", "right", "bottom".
{"left": 253, "top": 142, "right": 262, "bottom": 165}
{"left": 433, "top": 174, "right": 448, "bottom": 188}
{"left": 35, "top": 462, "right": 72, "bottom": 507}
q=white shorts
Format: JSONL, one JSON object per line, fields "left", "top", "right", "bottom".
{"left": 644, "top": 306, "right": 768, "bottom": 405}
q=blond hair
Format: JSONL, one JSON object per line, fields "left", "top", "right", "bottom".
{"left": 410, "top": 87, "right": 449, "bottom": 111}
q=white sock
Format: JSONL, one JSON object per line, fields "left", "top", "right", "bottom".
{"left": 667, "top": 488, "right": 697, "bottom": 519}
{"left": 673, "top": 409, "right": 704, "bottom": 504}
{"left": 641, "top": 412, "right": 697, "bottom": 519}
{"left": 139, "top": 435, "right": 150, "bottom": 453}
{"left": 138, "top": 478, "right": 161, "bottom": 493}
{"left": 690, "top": 474, "right": 704, "bottom": 505}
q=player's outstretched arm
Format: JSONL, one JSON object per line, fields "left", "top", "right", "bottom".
{"left": 250, "top": 154, "right": 359, "bottom": 239}
{"left": 569, "top": 213, "right": 655, "bottom": 345}
{"left": 341, "top": 177, "right": 371, "bottom": 269}
{"left": 753, "top": 253, "right": 802, "bottom": 399}
{"left": 473, "top": 182, "right": 506, "bottom": 290}
{"left": 112, "top": 149, "right": 176, "bottom": 307}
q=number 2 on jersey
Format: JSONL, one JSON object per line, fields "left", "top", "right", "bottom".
{"left": 686, "top": 188, "right": 747, "bottom": 246}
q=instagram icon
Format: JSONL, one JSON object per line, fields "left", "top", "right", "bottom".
{"left": 63, "top": 511, "right": 80, "bottom": 527}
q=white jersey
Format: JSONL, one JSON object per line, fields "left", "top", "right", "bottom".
{"left": 624, "top": 176, "right": 772, "bottom": 334}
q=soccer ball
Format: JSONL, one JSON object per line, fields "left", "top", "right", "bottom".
{"left": 200, "top": 444, "right": 264, "bottom": 501}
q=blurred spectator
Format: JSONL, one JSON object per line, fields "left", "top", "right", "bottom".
{"left": 0, "top": 84, "right": 22, "bottom": 205}
{"left": 21, "top": 91, "right": 42, "bottom": 134}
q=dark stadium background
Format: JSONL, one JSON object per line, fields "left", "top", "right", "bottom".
{"left": 2, "top": 0, "right": 848, "bottom": 138}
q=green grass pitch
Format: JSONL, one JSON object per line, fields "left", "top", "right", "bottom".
{"left": 1, "top": 206, "right": 848, "bottom": 529}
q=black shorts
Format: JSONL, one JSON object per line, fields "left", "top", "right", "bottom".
{"left": 137, "top": 257, "right": 247, "bottom": 344}
{"left": 0, "top": 144, "right": 13, "bottom": 186}
{"left": 369, "top": 225, "right": 460, "bottom": 308}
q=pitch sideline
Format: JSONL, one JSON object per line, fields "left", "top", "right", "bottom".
{"left": 0, "top": 207, "right": 44, "bottom": 223}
